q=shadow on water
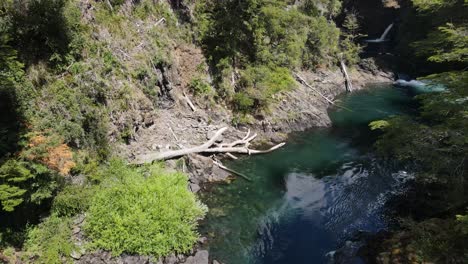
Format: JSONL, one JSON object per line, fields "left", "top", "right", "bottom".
{"left": 200, "top": 84, "right": 417, "bottom": 264}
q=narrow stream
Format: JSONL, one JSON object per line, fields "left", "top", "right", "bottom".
{"left": 200, "top": 84, "right": 417, "bottom": 264}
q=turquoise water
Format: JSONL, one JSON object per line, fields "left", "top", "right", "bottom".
{"left": 200, "top": 84, "right": 415, "bottom": 264}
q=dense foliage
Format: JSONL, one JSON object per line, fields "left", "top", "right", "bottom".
{"left": 0, "top": 0, "right": 208, "bottom": 261}
{"left": 396, "top": 0, "right": 467, "bottom": 74}
{"left": 23, "top": 215, "right": 75, "bottom": 264}
{"left": 370, "top": 0, "right": 467, "bottom": 261}
{"left": 84, "top": 161, "right": 207, "bottom": 257}
{"left": 194, "top": 0, "right": 360, "bottom": 111}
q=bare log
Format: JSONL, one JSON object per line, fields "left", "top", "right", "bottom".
{"left": 213, "top": 160, "right": 252, "bottom": 181}
{"left": 201, "top": 143, "right": 286, "bottom": 155}
{"left": 294, "top": 72, "right": 354, "bottom": 112}
{"left": 168, "top": 125, "right": 179, "bottom": 142}
{"left": 340, "top": 60, "right": 353, "bottom": 92}
{"left": 133, "top": 127, "right": 285, "bottom": 164}
{"left": 105, "top": 0, "right": 114, "bottom": 12}
{"left": 155, "top": 18, "right": 166, "bottom": 26}
{"left": 183, "top": 91, "right": 197, "bottom": 112}
{"left": 293, "top": 72, "right": 335, "bottom": 105}
{"left": 226, "top": 153, "right": 238, "bottom": 160}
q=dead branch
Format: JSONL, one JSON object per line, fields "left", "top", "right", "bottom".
{"left": 340, "top": 60, "right": 353, "bottom": 92}
{"left": 105, "top": 0, "right": 114, "bottom": 12}
{"left": 133, "top": 127, "right": 285, "bottom": 164}
{"left": 168, "top": 125, "right": 179, "bottom": 142}
{"left": 226, "top": 153, "right": 238, "bottom": 160}
{"left": 155, "top": 18, "right": 166, "bottom": 26}
{"left": 293, "top": 72, "right": 335, "bottom": 105}
{"left": 183, "top": 91, "right": 197, "bottom": 112}
{"left": 213, "top": 160, "right": 252, "bottom": 181}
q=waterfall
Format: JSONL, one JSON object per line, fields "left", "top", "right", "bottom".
{"left": 394, "top": 79, "right": 446, "bottom": 93}
{"left": 365, "top": 23, "right": 393, "bottom": 43}
{"left": 380, "top": 23, "right": 394, "bottom": 40}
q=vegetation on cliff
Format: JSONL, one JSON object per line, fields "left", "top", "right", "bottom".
{"left": 0, "top": 0, "right": 364, "bottom": 262}
{"left": 0, "top": 0, "right": 205, "bottom": 262}
{"left": 369, "top": 0, "right": 467, "bottom": 262}
{"left": 194, "top": 0, "right": 361, "bottom": 112}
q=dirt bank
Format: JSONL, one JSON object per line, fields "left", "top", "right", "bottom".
{"left": 114, "top": 43, "right": 393, "bottom": 187}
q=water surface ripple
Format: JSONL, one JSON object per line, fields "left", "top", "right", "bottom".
{"left": 201, "top": 84, "right": 415, "bottom": 264}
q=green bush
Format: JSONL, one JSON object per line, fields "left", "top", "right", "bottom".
{"left": 84, "top": 162, "right": 207, "bottom": 256}
{"left": 189, "top": 77, "right": 213, "bottom": 96}
{"left": 234, "top": 65, "right": 296, "bottom": 111}
{"left": 0, "top": 159, "right": 58, "bottom": 212}
{"left": 194, "top": 0, "right": 348, "bottom": 111}
{"left": 303, "top": 16, "right": 341, "bottom": 68}
{"left": 233, "top": 92, "right": 255, "bottom": 112}
{"left": 52, "top": 185, "right": 94, "bottom": 217}
{"left": 24, "top": 214, "right": 74, "bottom": 264}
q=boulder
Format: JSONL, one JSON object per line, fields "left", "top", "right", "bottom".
{"left": 182, "top": 250, "right": 209, "bottom": 264}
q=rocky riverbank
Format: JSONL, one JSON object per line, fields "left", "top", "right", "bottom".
{"left": 116, "top": 52, "right": 393, "bottom": 186}
{"left": 71, "top": 71, "right": 393, "bottom": 264}
{"left": 81, "top": 62, "right": 392, "bottom": 264}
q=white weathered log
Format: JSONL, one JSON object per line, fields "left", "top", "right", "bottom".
{"left": 340, "top": 60, "right": 353, "bottom": 92}
{"left": 226, "top": 153, "right": 238, "bottom": 160}
{"left": 213, "top": 160, "right": 252, "bottom": 181}
{"left": 168, "top": 125, "right": 179, "bottom": 142}
{"left": 183, "top": 91, "right": 197, "bottom": 112}
{"left": 201, "top": 143, "right": 285, "bottom": 155}
{"left": 133, "top": 127, "right": 285, "bottom": 164}
{"left": 155, "top": 18, "right": 166, "bottom": 26}
{"left": 105, "top": 0, "right": 114, "bottom": 12}
{"left": 293, "top": 72, "right": 335, "bottom": 105}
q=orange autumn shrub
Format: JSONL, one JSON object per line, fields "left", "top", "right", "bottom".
{"left": 25, "top": 134, "right": 76, "bottom": 175}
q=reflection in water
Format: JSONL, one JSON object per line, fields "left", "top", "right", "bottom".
{"left": 252, "top": 161, "right": 413, "bottom": 264}
{"left": 201, "top": 84, "right": 415, "bottom": 264}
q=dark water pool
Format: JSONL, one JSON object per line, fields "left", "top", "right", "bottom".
{"left": 200, "top": 84, "right": 416, "bottom": 264}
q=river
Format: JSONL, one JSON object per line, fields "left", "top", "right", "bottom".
{"left": 200, "top": 83, "right": 417, "bottom": 264}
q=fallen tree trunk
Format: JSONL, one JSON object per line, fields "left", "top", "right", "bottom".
{"left": 133, "top": 127, "right": 285, "bottom": 164}
{"left": 213, "top": 160, "right": 252, "bottom": 181}
{"left": 183, "top": 91, "right": 197, "bottom": 112}
{"left": 340, "top": 60, "right": 353, "bottom": 92}
{"left": 294, "top": 72, "right": 354, "bottom": 112}
{"left": 293, "top": 72, "right": 335, "bottom": 105}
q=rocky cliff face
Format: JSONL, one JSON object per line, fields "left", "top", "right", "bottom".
{"left": 341, "top": 0, "right": 400, "bottom": 38}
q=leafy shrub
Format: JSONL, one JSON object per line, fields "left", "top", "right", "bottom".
{"left": 303, "top": 16, "right": 341, "bottom": 68}
{"left": 234, "top": 65, "right": 296, "bottom": 111}
{"left": 189, "top": 77, "right": 213, "bottom": 96}
{"left": 0, "top": 159, "right": 58, "bottom": 212}
{"left": 24, "top": 214, "right": 74, "bottom": 264}
{"left": 52, "top": 185, "right": 94, "bottom": 217}
{"left": 84, "top": 162, "right": 207, "bottom": 256}
{"left": 233, "top": 92, "right": 255, "bottom": 112}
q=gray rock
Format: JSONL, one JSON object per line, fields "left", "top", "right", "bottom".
{"left": 70, "top": 250, "right": 82, "bottom": 260}
{"left": 189, "top": 183, "right": 201, "bottom": 193}
{"left": 182, "top": 250, "right": 209, "bottom": 264}
{"left": 73, "top": 214, "right": 86, "bottom": 225}
{"left": 206, "top": 130, "right": 223, "bottom": 143}
{"left": 197, "top": 236, "right": 208, "bottom": 244}
{"left": 164, "top": 254, "right": 178, "bottom": 264}
{"left": 73, "top": 226, "right": 81, "bottom": 234}
{"left": 187, "top": 154, "right": 230, "bottom": 183}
